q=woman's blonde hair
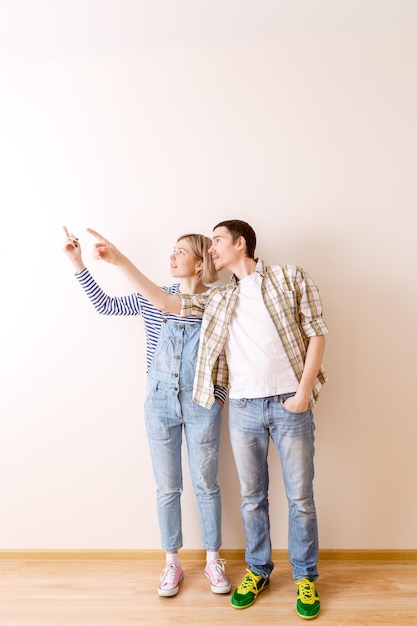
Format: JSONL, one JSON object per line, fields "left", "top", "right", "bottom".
{"left": 177, "top": 233, "right": 218, "bottom": 285}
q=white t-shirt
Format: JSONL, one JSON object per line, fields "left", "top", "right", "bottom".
{"left": 225, "top": 271, "right": 299, "bottom": 399}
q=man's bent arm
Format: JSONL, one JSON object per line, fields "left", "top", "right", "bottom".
{"left": 285, "top": 335, "right": 326, "bottom": 412}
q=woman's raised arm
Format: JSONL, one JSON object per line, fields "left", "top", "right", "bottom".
{"left": 85, "top": 228, "right": 181, "bottom": 314}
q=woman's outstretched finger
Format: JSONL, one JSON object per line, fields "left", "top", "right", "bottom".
{"left": 86, "top": 228, "right": 108, "bottom": 243}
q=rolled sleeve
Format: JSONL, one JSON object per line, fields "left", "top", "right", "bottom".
{"left": 304, "top": 316, "right": 329, "bottom": 337}
{"left": 213, "top": 385, "right": 228, "bottom": 404}
{"left": 297, "top": 268, "right": 329, "bottom": 338}
{"left": 178, "top": 293, "right": 207, "bottom": 319}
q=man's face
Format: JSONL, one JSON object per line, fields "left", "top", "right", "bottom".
{"left": 208, "top": 226, "right": 240, "bottom": 271}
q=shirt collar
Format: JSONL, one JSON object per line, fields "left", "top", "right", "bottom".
{"left": 231, "top": 258, "right": 265, "bottom": 284}
{"left": 255, "top": 258, "right": 265, "bottom": 276}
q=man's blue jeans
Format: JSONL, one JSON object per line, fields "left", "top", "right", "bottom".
{"left": 229, "top": 393, "right": 318, "bottom": 581}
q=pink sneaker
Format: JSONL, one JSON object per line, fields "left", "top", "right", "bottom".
{"left": 158, "top": 562, "right": 184, "bottom": 597}
{"left": 205, "top": 558, "right": 231, "bottom": 594}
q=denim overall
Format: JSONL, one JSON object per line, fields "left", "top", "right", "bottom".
{"left": 144, "top": 318, "right": 222, "bottom": 552}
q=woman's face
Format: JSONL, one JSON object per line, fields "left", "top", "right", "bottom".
{"left": 170, "top": 238, "right": 202, "bottom": 279}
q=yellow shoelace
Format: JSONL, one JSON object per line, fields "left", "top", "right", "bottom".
{"left": 237, "top": 569, "right": 261, "bottom": 594}
{"left": 297, "top": 578, "right": 319, "bottom": 604}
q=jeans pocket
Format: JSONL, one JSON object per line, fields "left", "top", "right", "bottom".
{"left": 145, "top": 378, "right": 158, "bottom": 396}
{"left": 229, "top": 398, "right": 248, "bottom": 408}
{"left": 280, "top": 398, "right": 309, "bottom": 416}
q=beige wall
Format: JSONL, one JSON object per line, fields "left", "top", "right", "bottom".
{"left": 0, "top": 1, "right": 416, "bottom": 550}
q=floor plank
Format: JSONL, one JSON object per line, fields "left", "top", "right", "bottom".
{"left": 0, "top": 558, "right": 416, "bottom": 625}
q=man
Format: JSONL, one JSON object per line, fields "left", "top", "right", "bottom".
{"left": 86, "top": 220, "right": 328, "bottom": 619}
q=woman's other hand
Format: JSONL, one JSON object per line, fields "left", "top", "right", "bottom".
{"left": 63, "top": 226, "right": 85, "bottom": 272}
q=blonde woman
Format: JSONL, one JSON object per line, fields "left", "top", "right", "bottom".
{"left": 63, "top": 227, "right": 230, "bottom": 598}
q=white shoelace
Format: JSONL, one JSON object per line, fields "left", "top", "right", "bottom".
{"left": 160, "top": 562, "right": 180, "bottom": 586}
{"left": 206, "top": 558, "right": 228, "bottom": 583}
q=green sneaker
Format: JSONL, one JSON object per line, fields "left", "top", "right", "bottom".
{"left": 230, "top": 568, "right": 270, "bottom": 609}
{"left": 296, "top": 577, "right": 320, "bottom": 619}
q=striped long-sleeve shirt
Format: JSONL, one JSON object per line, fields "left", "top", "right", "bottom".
{"left": 75, "top": 267, "right": 227, "bottom": 403}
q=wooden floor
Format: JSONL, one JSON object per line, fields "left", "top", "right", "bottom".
{"left": 0, "top": 558, "right": 416, "bottom": 625}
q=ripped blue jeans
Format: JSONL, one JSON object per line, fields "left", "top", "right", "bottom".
{"left": 144, "top": 319, "right": 222, "bottom": 552}
{"left": 229, "top": 393, "right": 318, "bottom": 581}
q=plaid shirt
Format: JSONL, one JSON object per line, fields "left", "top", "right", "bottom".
{"left": 179, "top": 259, "right": 328, "bottom": 409}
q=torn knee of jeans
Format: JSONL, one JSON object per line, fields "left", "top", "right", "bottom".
{"left": 160, "top": 486, "right": 183, "bottom": 496}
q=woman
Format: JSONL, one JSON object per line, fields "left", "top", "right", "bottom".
{"left": 63, "top": 226, "right": 230, "bottom": 598}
